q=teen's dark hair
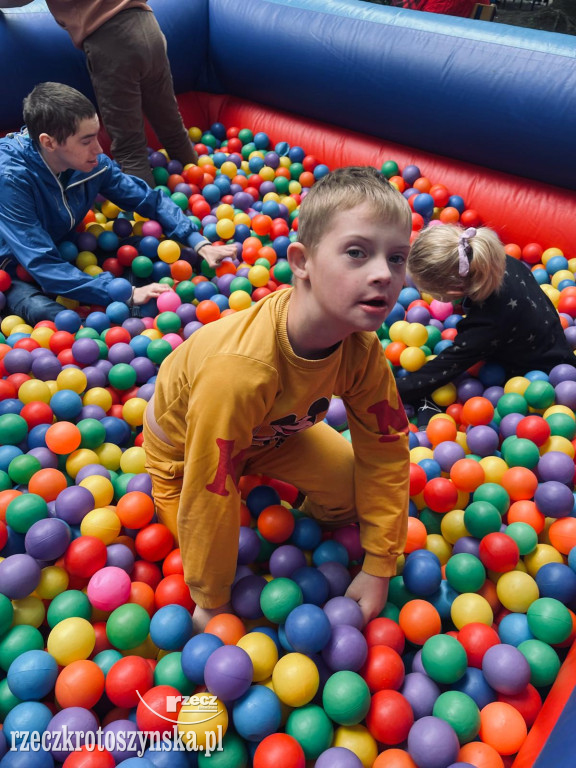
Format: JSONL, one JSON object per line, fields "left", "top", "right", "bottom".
{"left": 23, "top": 82, "right": 97, "bottom": 145}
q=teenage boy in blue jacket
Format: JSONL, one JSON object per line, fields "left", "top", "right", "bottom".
{"left": 0, "top": 82, "right": 235, "bottom": 325}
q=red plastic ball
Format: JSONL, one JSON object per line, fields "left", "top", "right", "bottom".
{"left": 0, "top": 269, "right": 12, "bottom": 292}
{"left": 136, "top": 684, "right": 182, "bottom": 735}
{"left": 20, "top": 401, "right": 54, "bottom": 429}
{"left": 135, "top": 523, "right": 174, "bottom": 562}
{"left": 458, "top": 622, "right": 501, "bottom": 668}
{"left": 516, "top": 415, "right": 551, "bottom": 446}
{"left": 162, "top": 548, "right": 184, "bottom": 576}
{"left": 105, "top": 655, "right": 154, "bottom": 708}
{"left": 257, "top": 504, "right": 295, "bottom": 543}
{"left": 422, "top": 477, "right": 459, "bottom": 513}
{"left": 131, "top": 560, "right": 163, "bottom": 589}
{"left": 365, "top": 689, "right": 414, "bottom": 745}
{"left": 62, "top": 745, "right": 115, "bottom": 768}
{"left": 253, "top": 734, "right": 305, "bottom": 768}
{"left": 154, "top": 573, "right": 195, "bottom": 611}
{"left": 64, "top": 536, "right": 107, "bottom": 578}
{"left": 498, "top": 684, "right": 542, "bottom": 728}
{"left": 361, "top": 645, "right": 406, "bottom": 692}
{"left": 478, "top": 532, "right": 520, "bottom": 573}
{"left": 364, "top": 618, "right": 406, "bottom": 654}
{"left": 522, "top": 243, "right": 543, "bottom": 265}
{"left": 409, "top": 463, "right": 427, "bottom": 496}
{"left": 117, "top": 245, "right": 138, "bottom": 266}
{"left": 49, "top": 331, "right": 75, "bottom": 355}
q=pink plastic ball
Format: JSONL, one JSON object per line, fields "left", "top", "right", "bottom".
{"left": 141, "top": 317, "right": 155, "bottom": 329}
{"left": 162, "top": 333, "right": 184, "bottom": 350}
{"left": 156, "top": 291, "right": 182, "bottom": 314}
{"left": 87, "top": 566, "right": 132, "bottom": 611}
{"left": 141, "top": 220, "right": 164, "bottom": 238}
{"left": 429, "top": 300, "right": 453, "bottom": 322}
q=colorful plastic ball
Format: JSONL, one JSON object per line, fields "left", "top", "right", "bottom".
{"left": 0, "top": 553, "right": 41, "bottom": 599}
{"left": 237, "top": 631, "right": 279, "bottom": 682}
{"left": 272, "top": 652, "right": 320, "bottom": 707}
{"left": 402, "top": 551, "right": 442, "bottom": 596}
{"left": 54, "top": 659, "right": 105, "bottom": 709}
{"left": 285, "top": 602, "right": 332, "bottom": 654}
{"left": 400, "top": 672, "right": 441, "bottom": 721}
{"left": 496, "top": 570, "right": 539, "bottom": 613}
{"left": 463, "top": 501, "right": 502, "bottom": 539}
{"left": 47, "top": 617, "right": 95, "bottom": 666}
{"left": 481, "top": 643, "right": 531, "bottom": 697}
{"left": 86, "top": 566, "right": 131, "bottom": 611}
{"left": 25, "top": 517, "right": 71, "bottom": 561}
{"left": 106, "top": 655, "right": 154, "bottom": 708}
{"left": 322, "top": 670, "right": 371, "bottom": 726}
{"left": 526, "top": 597, "right": 573, "bottom": 645}
{"left": 398, "top": 599, "right": 442, "bottom": 645}
{"left": 322, "top": 624, "right": 368, "bottom": 672}
{"left": 423, "top": 477, "right": 458, "bottom": 513}
{"left": 257, "top": 503, "right": 295, "bottom": 543}
{"left": 421, "top": 634, "right": 467, "bottom": 684}
{"left": 203, "top": 644, "right": 253, "bottom": 701}
{"left": 534, "top": 479, "right": 574, "bottom": 518}
{"left": 230, "top": 683, "right": 282, "bottom": 743}
{"left": 6, "top": 649, "right": 58, "bottom": 701}
{"left": 177, "top": 695, "right": 229, "bottom": 751}
{"left": 366, "top": 690, "right": 414, "bottom": 746}
{"left": 478, "top": 532, "right": 519, "bottom": 573}
{"left": 517, "top": 638, "right": 561, "bottom": 688}
{"left": 325, "top": 596, "right": 364, "bottom": 630}
{"left": 106, "top": 603, "right": 151, "bottom": 651}
{"left": 451, "top": 593, "right": 493, "bottom": 630}
{"left": 45, "top": 421, "right": 82, "bottom": 454}
{"left": 64, "top": 535, "right": 107, "bottom": 578}
{"left": 535, "top": 562, "right": 576, "bottom": 603}
{"left": 445, "top": 554, "right": 486, "bottom": 594}
{"left": 148, "top": 602, "right": 193, "bottom": 650}
{"left": 181, "top": 632, "right": 224, "bottom": 684}
{"left": 457, "top": 622, "right": 500, "bottom": 670}
{"left": 479, "top": 701, "right": 527, "bottom": 755}
{"left": 407, "top": 716, "right": 460, "bottom": 768}
{"left": 115, "top": 490, "right": 155, "bottom": 529}
{"left": 136, "top": 683, "right": 182, "bottom": 737}
{"left": 252, "top": 733, "right": 305, "bottom": 768}
{"left": 431, "top": 690, "right": 480, "bottom": 745}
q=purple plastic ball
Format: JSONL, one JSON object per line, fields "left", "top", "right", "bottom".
{"left": 130, "top": 357, "right": 156, "bottom": 384}
{"left": 122, "top": 317, "right": 146, "bottom": 337}
{"left": 106, "top": 543, "right": 135, "bottom": 573}
{"left": 407, "top": 715, "right": 460, "bottom": 768}
{"left": 315, "top": 747, "right": 363, "bottom": 768}
{"left": 31, "top": 353, "right": 62, "bottom": 381}
{"left": 482, "top": 643, "right": 531, "bottom": 695}
{"left": 537, "top": 451, "right": 574, "bottom": 484}
{"left": 231, "top": 574, "right": 266, "bottom": 619}
{"left": 269, "top": 544, "right": 307, "bottom": 577}
{"left": 82, "top": 366, "right": 108, "bottom": 389}
{"left": 499, "top": 412, "right": 525, "bottom": 439}
{"left": 108, "top": 343, "right": 134, "bottom": 365}
{"left": 534, "top": 480, "right": 574, "bottom": 518}
{"left": 401, "top": 672, "right": 441, "bottom": 719}
{"left": 137, "top": 383, "right": 155, "bottom": 401}
{"left": 237, "top": 527, "right": 261, "bottom": 565}
{"left": 25, "top": 517, "right": 71, "bottom": 561}
{"left": 183, "top": 320, "right": 203, "bottom": 339}
{"left": 102, "top": 719, "right": 140, "bottom": 762}
{"left": 46, "top": 707, "right": 98, "bottom": 762}
{"left": 175, "top": 303, "right": 197, "bottom": 326}
{"left": 317, "top": 561, "right": 353, "bottom": 597}
{"left": 321, "top": 624, "right": 367, "bottom": 671}
{"left": 27, "top": 447, "right": 58, "bottom": 469}
{"left": 555, "top": 380, "right": 576, "bottom": 409}
{"left": 71, "top": 338, "right": 100, "bottom": 365}
{"left": 323, "top": 596, "right": 364, "bottom": 629}
{"left": 406, "top": 306, "right": 431, "bottom": 325}
{"left": 204, "top": 645, "right": 253, "bottom": 701}
{"left": 75, "top": 464, "right": 111, "bottom": 484}
{"left": 0, "top": 554, "right": 41, "bottom": 599}
{"left": 126, "top": 473, "right": 153, "bottom": 495}
{"left": 483, "top": 386, "right": 505, "bottom": 406}
{"left": 4, "top": 349, "right": 32, "bottom": 374}
{"left": 457, "top": 377, "right": 485, "bottom": 402}
{"left": 80, "top": 405, "right": 107, "bottom": 420}
{"left": 433, "top": 441, "right": 465, "bottom": 471}
{"left": 465, "top": 425, "right": 500, "bottom": 457}
{"left": 54, "top": 484, "right": 95, "bottom": 525}
{"left": 549, "top": 363, "right": 576, "bottom": 386}
{"left": 452, "top": 537, "right": 481, "bottom": 557}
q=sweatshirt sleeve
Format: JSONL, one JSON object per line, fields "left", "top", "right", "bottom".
{"left": 0, "top": 174, "right": 114, "bottom": 304}
{"left": 343, "top": 338, "right": 411, "bottom": 578}
{"left": 98, "top": 159, "right": 210, "bottom": 252}
{"left": 174, "top": 354, "right": 277, "bottom": 608}
{"left": 395, "top": 310, "right": 499, "bottom": 405}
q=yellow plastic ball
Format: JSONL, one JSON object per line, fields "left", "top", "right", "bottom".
{"left": 216, "top": 219, "right": 236, "bottom": 240}
{"left": 228, "top": 290, "right": 252, "bottom": 311}
{"left": 122, "top": 398, "right": 147, "bottom": 428}
{"left": 46, "top": 380, "right": 59, "bottom": 397}
{"left": 426, "top": 533, "right": 453, "bottom": 564}
{"left": 177, "top": 697, "right": 228, "bottom": 750}
{"left": 65, "top": 448, "right": 100, "bottom": 479}
{"left": 399, "top": 346, "right": 427, "bottom": 372}
{"left": 262, "top": 192, "right": 281, "bottom": 203}
{"left": 402, "top": 323, "right": 429, "bottom": 347}
{"left": 333, "top": 725, "right": 378, "bottom": 768}
{"left": 410, "top": 447, "right": 434, "bottom": 463}
{"left": 237, "top": 632, "right": 279, "bottom": 682}
{"left": 454, "top": 431, "right": 469, "bottom": 452}
{"left": 288, "top": 180, "right": 302, "bottom": 195}
{"left": 504, "top": 376, "right": 530, "bottom": 396}
{"left": 272, "top": 652, "right": 319, "bottom": 707}
{"left": 479, "top": 456, "right": 509, "bottom": 484}
{"left": 496, "top": 570, "right": 539, "bottom": 612}
{"left": 157, "top": 240, "right": 181, "bottom": 264}
{"left": 35, "top": 566, "right": 69, "bottom": 600}
{"left": 95, "top": 442, "right": 122, "bottom": 471}
{"left": 121, "top": 635, "right": 159, "bottom": 659}
{"left": 30, "top": 327, "right": 54, "bottom": 348}
{"left": 132, "top": 221, "right": 145, "bottom": 236}
{"left": 431, "top": 382, "right": 457, "bottom": 406}
{"left": 80, "top": 507, "right": 122, "bottom": 544}
{"left": 234, "top": 212, "right": 251, "bottom": 227}
{"left": 216, "top": 204, "right": 235, "bottom": 220}
{"left": 100, "top": 201, "right": 121, "bottom": 219}
{"left": 76, "top": 251, "right": 97, "bottom": 270}
{"left": 141, "top": 329, "right": 163, "bottom": 341}
{"left": 543, "top": 404, "right": 576, "bottom": 420}
{"left": 541, "top": 284, "right": 560, "bottom": 307}
{"left": 441, "top": 509, "right": 469, "bottom": 544}
{"left": 88, "top": 219, "right": 106, "bottom": 231}
{"left": 79, "top": 475, "right": 114, "bottom": 507}
{"left": 259, "top": 167, "right": 275, "bottom": 182}
{"left": 523, "top": 543, "right": 564, "bottom": 577}
{"left": 188, "top": 126, "right": 202, "bottom": 142}
{"left": 57, "top": 368, "right": 87, "bottom": 394}
{"left": 451, "top": 592, "right": 494, "bottom": 629}
{"left": 539, "top": 435, "right": 575, "bottom": 458}
{"left": 220, "top": 161, "right": 238, "bottom": 179}
{"left": 120, "top": 446, "right": 147, "bottom": 474}
{"left": 18, "top": 379, "right": 51, "bottom": 405}
{"left": 83, "top": 387, "right": 113, "bottom": 412}
{"left": 1, "top": 315, "right": 25, "bottom": 336}
{"left": 551, "top": 270, "right": 574, "bottom": 289}
{"left": 248, "top": 265, "right": 270, "bottom": 288}
{"left": 542, "top": 247, "right": 564, "bottom": 265}
{"left": 388, "top": 321, "right": 409, "bottom": 342}
{"left": 568, "top": 257, "right": 576, "bottom": 273}
{"left": 47, "top": 617, "right": 96, "bottom": 666}
{"left": 12, "top": 596, "right": 46, "bottom": 628}
{"left": 281, "top": 196, "right": 298, "bottom": 213}
{"left": 84, "top": 265, "right": 103, "bottom": 277}
{"left": 11, "top": 324, "right": 33, "bottom": 336}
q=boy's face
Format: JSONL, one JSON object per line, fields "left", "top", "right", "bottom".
{"left": 39, "top": 116, "right": 102, "bottom": 174}
{"left": 299, "top": 201, "right": 410, "bottom": 337}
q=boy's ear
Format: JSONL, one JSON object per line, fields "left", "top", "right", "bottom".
{"left": 287, "top": 241, "right": 310, "bottom": 280}
{"left": 38, "top": 133, "right": 58, "bottom": 152}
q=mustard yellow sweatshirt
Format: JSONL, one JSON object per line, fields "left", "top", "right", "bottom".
{"left": 152, "top": 288, "right": 410, "bottom": 604}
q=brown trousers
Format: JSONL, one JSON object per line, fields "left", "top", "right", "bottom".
{"left": 83, "top": 8, "right": 196, "bottom": 185}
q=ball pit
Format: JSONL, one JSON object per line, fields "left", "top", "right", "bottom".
{"left": 0, "top": 112, "right": 573, "bottom": 768}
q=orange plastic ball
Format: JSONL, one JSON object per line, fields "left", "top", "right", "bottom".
{"left": 45, "top": 421, "right": 82, "bottom": 454}
{"left": 204, "top": 613, "right": 246, "bottom": 645}
{"left": 450, "top": 458, "right": 486, "bottom": 492}
{"left": 426, "top": 417, "right": 457, "bottom": 446}
{"left": 55, "top": 660, "right": 105, "bottom": 709}
{"left": 398, "top": 599, "right": 442, "bottom": 645}
{"left": 500, "top": 467, "right": 538, "bottom": 501}
{"left": 170, "top": 260, "right": 193, "bottom": 281}
{"left": 116, "top": 491, "right": 155, "bottom": 529}
{"left": 548, "top": 517, "right": 576, "bottom": 554}
{"left": 404, "top": 517, "right": 428, "bottom": 554}
{"left": 461, "top": 397, "right": 495, "bottom": 426}
{"left": 257, "top": 504, "right": 295, "bottom": 543}
{"left": 479, "top": 702, "right": 528, "bottom": 755}
{"left": 373, "top": 749, "right": 418, "bottom": 768}
{"left": 506, "top": 500, "right": 545, "bottom": 534}
{"left": 458, "top": 741, "right": 505, "bottom": 768}
{"left": 28, "top": 468, "right": 68, "bottom": 501}
{"left": 196, "top": 300, "right": 221, "bottom": 324}
{"left": 251, "top": 214, "right": 273, "bottom": 236}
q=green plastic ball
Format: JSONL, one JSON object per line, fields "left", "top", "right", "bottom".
{"left": 421, "top": 634, "right": 468, "bottom": 684}
{"left": 112, "top": 472, "right": 135, "bottom": 500}
{"left": 445, "top": 553, "right": 486, "bottom": 594}
{"left": 241, "top": 142, "right": 256, "bottom": 160}
{"left": 419, "top": 507, "right": 443, "bottom": 535}
{"left": 47, "top": 590, "right": 92, "bottom": 629}
{"left": 0, "top": 469, "right": 12, "bottom": 491}
{"left": 147, "top": 339, "right": 173, "bottom": 364}
{"left": 0, "top": 593, "right": 14, "bottom": 635}
{"left": 95, "top": 339, "right": 109, "bottom": 360}
{"left": 501, "top": 436, "right": 541, "bottom": 469}
{"left": 238, "top": 129, "right": 254, "bottom": 144}
{"left": 524, "top": 380, "right": 556, "bottom": 410}
{"left": 171, "top": 192, "right": 189, "bottom": 211}
{"left": 8, "top": 454, "right": 41, "bottom": 485}
{"left": 289, "top": 162, "right": 305, "bottom": 180}
{"left": 77, "top": 418, "right": 107, "bottom": 450}
{"left": 159, "top": 276, "right": 174, "bottom": 287}
{"left": 108, "top": 363, "right": 138, "bottom": 391}
{"left": 272, "top": 260, "right": 293, "bottom": 285}
{"left": 0, "top": 625, "right": 44, "bottom": 671}
{"left": 198, "top": 731, "right": 248, "bottom": 767}
{"left": 230, "top": 276, "right": 253, "bottom": 295}
{"left": 286, "top": 704, "right": 334, "bottom": 759}
{"left": 132, "top": 255, "right": 154, "bottom": 278}
{"left": 388, "top": 575, "right": 418, "bottom": 608}
{"left": 433, "top": 690, "right": 480, "bottom": 744}
{"left": 260, "top": 578, "right": 303, "bottom": 625}
{"left": 5, "top": 493, "right": 48, "bottom": 534}
{"left": 156, "top": 311, "right": 182, "bottom": 334}
{"left": 526, "top": 597, "right": 573, "bottom": 645}
{"left": 322, "top": 671, "right": 371, "bottom": 726}
{"left": 517, "top": 639, "right": 561, "bottom": 688}
{"left": 106, "top": 603, "right": 151, "bottom": 650}
{"left": 0, "top": 678, "right": 21, "bottom": 720}
{"left": 175, "top": 280, "right": 196, "bottom": 302}
{"left": 75, "top": 327, "right": 100, "bottom": 340}
{"left": 463, "top": 501, "right": 502, "bottom": 539}
{"left": 152, "top": 167, "right": 169, "bottom": 186}
{"left": 274, "top": 176, "right": 290, "bottom": 195}
{"left": 496, "top": 393, "right": 528, "bottom": 418}
{"left": 201, "top": 132, "right": 218, "bottom": 148}
{"left": 545, "top": 413, "right": 576, "bottom": 440}
{"left": 92, "top": 649, "right": 122, "bottom": 676}
{"left": 379, "top": 602, "right": 401, "bottom": 622}
{"left": 0, "top": 414, "right": 28, "bottom": 445}
{"left": 255, "top": 529, "right": 276, "bottom": 562}
{"left": 472, "top": 483, "right": 510, "bottom": 515}
{"left": 154, "top": 651, "right": 195, "bottom": 694}
{"left": 381, "top": 160, "right": 400, "bottom": 178}
{"left": 505, "top": 522, "right": 538, "bottom": 556}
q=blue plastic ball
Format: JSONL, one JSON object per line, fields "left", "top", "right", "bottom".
{"left": 54, "top": 310, "right": 82, "bottom": 334}
{"left": 291, "top": 566, "right": 330, "bottom": 606}
{"left": 108, "top": 278, "right": 133, "bottom": 303}
{"left": 233, "top": 685, "right": 282, "bottom": 741}
{"left": 7, "top": 650, "right": 58, "bottom": 701}
{"left": 149, "top": 604, "right": 194, "bottom": 651}
{"left": 285, "top": 603, "right": 332, "bottom": 654}
{"left": 246, "top": 485, "right": 281, "bottom": 517}
{"left": 181, "top": 633, "right": 224, "bottom": 684}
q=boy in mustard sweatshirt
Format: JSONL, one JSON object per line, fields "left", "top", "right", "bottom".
{"left": 144, "top": 166, "right": 412, "bottom": 631}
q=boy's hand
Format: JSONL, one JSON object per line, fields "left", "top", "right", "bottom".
{"left": 192, "top": 602, "right": 232, "bottom": 634}
{"left": 198, "top": 244, "right": 237, "bottom": 269}
{"left": 132, "top": 282, "right": 171, "bottom": 305}
{"left": 345, "top": 571, "right": 390, "bottom": 626}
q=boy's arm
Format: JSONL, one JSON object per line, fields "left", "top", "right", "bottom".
{"left": 98, "top": 160, "right": 236, "bottom": 266}
{"left": 395, "top": 314, "right": 499, "bottom": 405}
{"left": 0, "top": 174, "right": 114, "bottom": 304}
{"left": 173, "top": 354, "right": 276, "bottom": 610}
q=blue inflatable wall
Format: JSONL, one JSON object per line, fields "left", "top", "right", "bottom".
{"left": 0, "top": 0, "right": 575, "bottom": 191}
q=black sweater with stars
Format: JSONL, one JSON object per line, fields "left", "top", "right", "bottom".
{"left": 396, "top": 255, "right": 576, "bottom": 405}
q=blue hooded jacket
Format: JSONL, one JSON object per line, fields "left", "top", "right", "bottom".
{"left": 0, "top": 130, "right": 209, "bottom": 305}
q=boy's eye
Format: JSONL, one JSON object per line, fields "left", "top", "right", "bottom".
{"left": 347, "top": 248, "right": 365, "bottom": 259}
{"left": 390, "top": 253, "right": 407, "bottom": 265}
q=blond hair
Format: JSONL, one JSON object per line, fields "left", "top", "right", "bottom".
{"left": 408, "top": 224, "right": 506, "bottom": 303}
{"left": 297, "top": 166, "right": 412, "bottom": 251}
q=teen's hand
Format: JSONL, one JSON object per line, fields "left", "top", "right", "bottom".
{"left": 345, "top": 571, "right": 390, "bottom": 626}
{"left": 192, "top": 602, "right": 232, "bottom": 634}
{"left": 198, "top": 243, "right": 237, "bottom": 269}
{"left": 132, "top": 283, "right": 171, "bottom": 305}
